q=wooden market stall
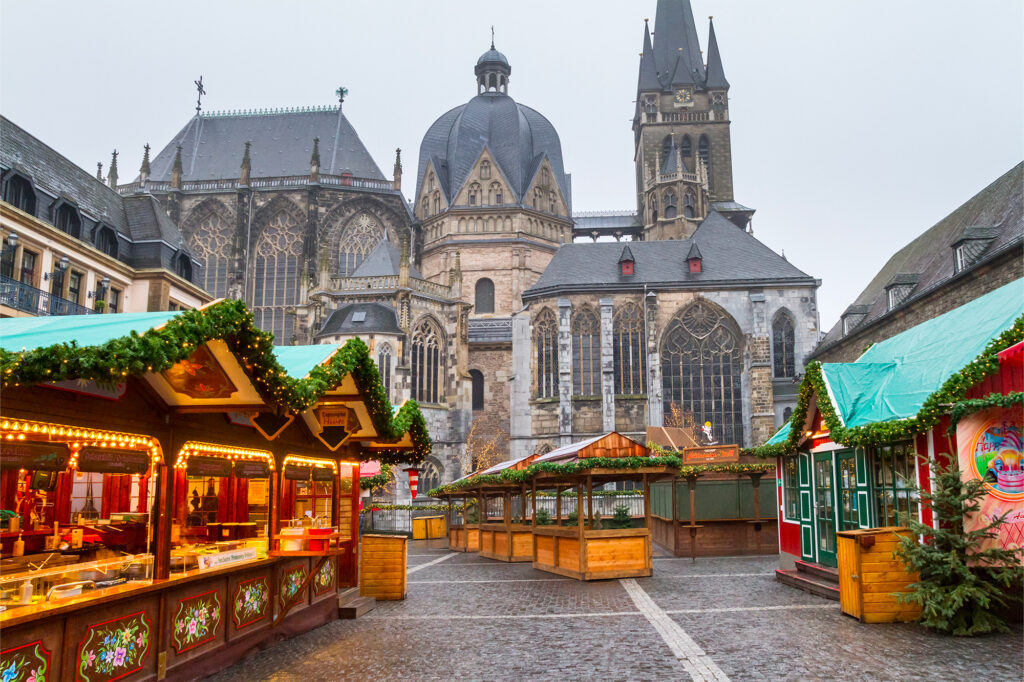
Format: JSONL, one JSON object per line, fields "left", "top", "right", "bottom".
{"left": 0, "top": 302, "right": 430, "bottom": 681}
{"left": 475, "top": 455, "right": 537, "bottom": 562}
{"left": 436, "top": 477, "right": 480, "bottom": 553}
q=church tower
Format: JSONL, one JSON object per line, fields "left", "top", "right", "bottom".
{"left": 634, "top": 1, "right": 738, "bottom": 240}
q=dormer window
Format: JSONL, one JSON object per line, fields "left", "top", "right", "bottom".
{"left": 954, "top": 244, "right": 968, "bottom": 273}
{"left": 686, "top": 243, "right": 702, "bottom": 273}
{"left": 884, "top": 274, "right": 920, "bottom": 311}
{"left": 951, "top": 228, "right": 996, "bottom": 273}
{"left": 53, "top": 202, "right": 82, "bottom": 239}
{"left": 840, "top": 304, "right": 871, "bottom": 336}
{"left": 618, "top": 246, "right": 635, "bottom": 276}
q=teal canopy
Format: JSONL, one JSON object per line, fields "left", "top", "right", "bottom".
{"left": 764, "top": 422, "right": 791, "bottom": 446}
{"left": 0, "top": 310, "right": 182, "bottom": 352}
{"left": 273, "top": 344, "right": 339, "bottom": 379}
{"left": 821, "top": 279, "right": 1024, "bottom": 428}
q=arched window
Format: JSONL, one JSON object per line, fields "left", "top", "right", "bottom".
{"left": 480, "top": 161, "right": 491, "bottom": 180}
{"left": 469, "top": 369, "right": 484, "bottom": 410}
{"left": 534, "top": 308, "right": 558, "bottom": 398}
{"left": 419, "top": 459, "right": 443, "bottom": 495}
{"left": 681, "top": 135, "right": 692, "bottom": 159}
{"left": 783, "top": 407, "right": 793, "bottom": 422}
{"left": 663, "top": 191, "right": 677, "bottom": 219}
{"left": 698, "top": 135, "right": 710, "bottom": 172}
{"left": 475, "top": 278, "right": 495, "bottom": 314}
{"left": 184, "top": 204, "right": 233, "bottom": 298}
{"left": 411, "top": 318, "right": 443, "bottom": 404}
{"left": 533, "top": 187, "right": 542, "bottom": 210}
{"left": 53, "top": 203, "right": 81, "bottom": 238}
{"left": 614, "top": 304, "right": 646, "bottom": 395}
{"left": 337, "top": 212, "right": 385, "bottom": 277}
{"left": 662, "top": 300, "right": 744, "bottom": 445}
{"left": 542, "top": 168, "right": 550, "bottom": 186}
{"left": 683, "top": 192, "right": 695, "bottom": 219}
{"left": 467, "top": 182, "right": 480, "bottom": 206}
{"left": 252, "top": 209, "right": 302, "bottom": 344}
{"left": 96, "top": 226, "right": 118, "bottom": 258}
{"left": 549, "top": 191, "right": 557, "bottom": 214}
{"left": 572, "top": 306, "right": 600, "bottom": 396}
{"left": 488, "top": 182, "right": 503, "bottom": 205}
{"left": 432, "top": 191, "right": 440, "bottom": 214}
{"left": 377, "top": 343, "right": 392, "bottom": 401}
{"left": 772, "top": 312, "right": 796, "bottom": 378}
{"left": 3, "top": 175, "right": 35, "bottom": 215}
{"left": 175, "top": 254, "right": 193, "bottom": 281}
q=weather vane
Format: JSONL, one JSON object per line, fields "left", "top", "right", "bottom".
{"left": 336, "top": 86, "right": 348, "bottom": 105}
{"left": 490, "top": 25, "right": 495, "bottom": 49}
{"left": 194, "top": 76, "right": 206, "bottom": 114}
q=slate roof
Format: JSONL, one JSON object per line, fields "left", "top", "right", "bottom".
{"left": 316, "top": 302, "right": 402, "bottom": 337}
{"left": 351, "top": 239, "right": 422, "bottom": 279}
{"left": 524, "top": 211, "right": 815, "bottom": 299}
{"left": 638, "top": 1, "right": 728, "bottom": 92}
{"left": 416, "top": 89, "right": 570, "bottom": 209}
{"left": 812, "top": 162, "right": 1024, "bottom": 357}
{"left": 146, "top": 108, "right": 386, "bottom": 183}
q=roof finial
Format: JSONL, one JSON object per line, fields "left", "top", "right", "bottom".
{"left": 335, "top": 86, "right": 348, "bottom": 109}
{"left": 108, "top": 149, "right": 119, "bottom": 188}
{"left": 491, "top": 25, "right": 495, "bottom": 50}
{"left": 140, "top": 143, "right": 151, "bottom": 173}
{"left": 194, "top": 75, "right": 206, "bottom": 115}
{"left": 96, "top": 162, "right": 103, "bottom": 182}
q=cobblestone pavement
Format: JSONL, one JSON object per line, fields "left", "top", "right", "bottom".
{"left": 207, "top": 539, "right": 1023, "bottom": 681}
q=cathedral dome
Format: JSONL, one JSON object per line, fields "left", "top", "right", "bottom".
{"left": 416, "top": 47, "right": 570, "bottom": 210}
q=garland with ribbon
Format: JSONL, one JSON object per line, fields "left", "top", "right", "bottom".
{"left": 360, "top": 503, "right": 463, "bottom": 513}
{"left": 748, "top": 314, "right": 1023, "bottom": 458}
{"left": 0, "top": 299, "right": 431, "bottom": 464}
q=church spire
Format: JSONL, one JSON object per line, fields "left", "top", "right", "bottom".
{"left": 637, "top": 20, "right": 660, "bottom": 93}
{"left": 704, "top": 16, "right": 729, "bottom": 89}
{"left": 392, "top": 147, "right": 402, "bottom": 191}
{"left": 139, "top": 143, "right": 151, "bottom": 184}
{"left": 653, "top": 0, "right": 705, "bottom": 88}
{"left": 107, "top": 150, "right": 118, "bottom": 188}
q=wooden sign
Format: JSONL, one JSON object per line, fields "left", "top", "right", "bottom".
{"left": 284, "top": 464, "right": 311, "bottom": 481}
{"left": 682, "top": 444, "right": 740, "bottom": 465}
{"left": 186, "top": 455, "right": 233, "bottom": 478}
{"left": 315, "top": 406, "right": 361, "bottom": 450}
{"left": 0, "top": 442, "right": 70, "bottom": 471}
{"left": 234, "top": 460, "right": 271, "bottom": 479}
{"left": 312, "top": 466, "right": 335, "bottom": 482}
{"left": 78, "top": 447, "right": 151, "bottom": 475}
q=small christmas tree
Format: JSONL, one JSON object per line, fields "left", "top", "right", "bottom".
{"left": 608, "top": 504, "right": 633, "bottom": 529}
{"left": 895, "top": 458, "right": 1023, "bottom": 636}
{"left": 534, "top": 508, "right": 553, "bottom": 526}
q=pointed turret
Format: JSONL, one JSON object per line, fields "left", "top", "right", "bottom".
{"left": 704, "top": 16, "right": 729, "bottom": 89}
{"left": 240, "top": 141, "right": 252, "bottom": 186}
{"left": 107, "top": 150, "right": 118, "bottom": 188}
{"left": 637, "top": 20, "right": 660, "bottom": 93}
{"left": 171, "top": 145, "right": 183, "bottom": 189}
{"left": 309, "top": 137, "right": 320, "bottom": 182}
{"left": 393, "top": 148, "right": 403, "bottom": 191}
{"left": 139, "top": 143, "right": 151, "bottom": 185}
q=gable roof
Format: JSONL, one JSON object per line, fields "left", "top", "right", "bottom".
{"left": 351, "top": 239, "right": 422, "bottom": 279}
{"left": 525, "top": 211, "right": 815, "bottom": 298}
{"left": 317, "top": 302, "right": 402, "bottom": 337}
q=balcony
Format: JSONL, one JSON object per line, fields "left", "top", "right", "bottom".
{"left": 0, "top": 275, "right": 94, "bottom": 317}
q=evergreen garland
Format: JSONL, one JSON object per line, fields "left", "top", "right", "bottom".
{"left": 947, "top": 392, "right": 1024, "bottom": 435}
{"left": 0, "top": 299, "right": 430, "bottom": 464}
{"left": 359, "top": 463, "right": 394, "bottom": 492}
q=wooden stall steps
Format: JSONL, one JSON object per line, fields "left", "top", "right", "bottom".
{"left": 775, "top": 560, "right": 840, "bottom": 601}
{"left": 338, "top": 587, "right": 377, "bottom": 619}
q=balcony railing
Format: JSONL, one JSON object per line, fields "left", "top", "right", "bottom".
{"left": 0, "top": 275, "right": 94, "bottom": 317}
{"left": 117, "top": 173, "right": 396, "bottom": 195}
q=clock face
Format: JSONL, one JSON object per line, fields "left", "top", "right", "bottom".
{"left": 674, "top": 88, "right": 693, "bottom": 105}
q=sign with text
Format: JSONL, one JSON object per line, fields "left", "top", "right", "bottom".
{"left": 78, "top": 447, "right": 151, "bottom": 475}
{"left": 284, "top": 464, "right": 312, "bottom": 481}
{"left": 233, "top": 460, "right": 271, "bottom": 479}
{"left": 0, "top": 442, "right": 70, "bottom": 471}
{"left": 312, "top": 466, "right": 335, "bottom": 482}
{"left": 682, "top": 444, "right": 740, "bottom": 465}
{"left": 186, "top": 455, "right": 233, "bottom": 478}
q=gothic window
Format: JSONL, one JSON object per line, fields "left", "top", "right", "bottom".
{"left": 661, "top": 300, "right": 744, "bottom": 445}
{"left": 469, "top": 369, "right": 484, "bottom": 410}
{"left": 175, "top": 254, "right": 193, "bottom": 282}
{"left": 541, "top": 168, "right": 550, "bottom": 186}
{"left": 533, "top": 188, "right": 542, "bottom": 210}
{"left": 489, "top": 182, "right": 503, "bottom": 205}
{"left": 468, "top": 182, "right": 480, "bottom": 206}
{"left": 571, "top": 306, "right": 600, "bottom": 396}
{"left": 480, "top": 161, "right": 491, "bottom": 180}
{"left": 548, "top": 191, "right": 557, "bottom": 214}
{"left": 419, "top": 459, "right": 443, "bottom": 495}
{"left": 53, "top": 203, "right": 81, "bottom": 238}
{"left": 185, "top": 207, "right": 232, "bottom": 299}
{"left": 432, "top": 191, "right": 440, "bottom": 214}
{"left": 663, "top": 191, "right": 677, "bottom": 219}
{"left": 614, "top": 304, "right": 646, "bottom": 395}
{"left": 252, "top": 209, "right": 302, "bottom": 344}
{"left": 3, "top": 175, "right": 35, "bottom": 215}
{"left": 338, "top": 212, "right": 385, "bottom": 277}
{"left": 683, "top": 192, "right": 695, "bottom": 219}
{"left": 534, "top": 308, "right": 559, "bottom": 399}
{"left": 96, "top": 226, "right": 118, "bottom": 258}
{"left": 681, "top": 135, "right": 692, "bottom": 159}
{"left": 772, "top": 312, "right": 796, "bottom": 378}
{"left": 377, "top": 343, "right": 392, "bottom": 402}
{"left": 411, "top": 318, "right": 443, "bottom": 404}
{"left": 475, "top": 278, "right": 495, "bottom": 314}
{"left": 698, "top": 135, "right": 710, "bottom": 173}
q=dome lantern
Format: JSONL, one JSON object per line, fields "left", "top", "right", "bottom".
{"left": 475, "top": 34, "right": 511, "bottom": 95}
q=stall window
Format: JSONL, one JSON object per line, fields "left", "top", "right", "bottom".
{"left": 70, "top": 471, "right": 104, "bottom": 520}
{"left": 872, "top": 442, "right": 919, "bottom": 526}
{"left": 782, "top": 455, "right": 799, "bottom": 521}
{"left": 294, "top": 480, "right": 333, "bottom": 519}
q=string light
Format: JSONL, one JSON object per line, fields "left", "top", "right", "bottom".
{"left": 0, "top": 416, "right": 161, "bottom": 467}
{"left": 175, "top": 441, "right": 275, "bottom": 470}
{"left": 283, "top": 454, "right": 338, "bottom": 473}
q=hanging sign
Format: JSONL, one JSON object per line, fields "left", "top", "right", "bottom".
{"left": 312, "top": 466, "right": 335, "bottom": 482}
{"left": 682, "top": 444, "right": 739, "bottom": 464}
{"left": 315, "top": 406, "right": 361, "bottom": 450}
{"left": 186, "top": 455, "right": 233, "bottom": 478}
{"left": 0, "top": 442, "right": 70, "bottom": 471}
{"left": 233, "top": 460, "right": 271, "bottom": 479}
{"left": 284, "top": 464, "right": 312, "bottom": 481}
{"left": 78, "top": 447, "right": 150, "bottom": 475}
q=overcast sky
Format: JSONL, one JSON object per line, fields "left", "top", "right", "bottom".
{"left": 2, "top": 1, "right": 1021, "bottom": 330}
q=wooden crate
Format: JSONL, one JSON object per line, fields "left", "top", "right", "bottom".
{"left": 360, "top": 534, "right": 408, "bottom": 600}
{"left": 836, "top": 527, "right": 922, "bottom": 623}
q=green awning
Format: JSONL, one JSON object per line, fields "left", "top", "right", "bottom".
{"left": 273, "top": 344, "right": 339, "bottom": 379}
{"left": 0, "top": 310, "right": 182, "bottom": 352}
{"left": 764, "top": 422, "right": 791, "bottom": 446}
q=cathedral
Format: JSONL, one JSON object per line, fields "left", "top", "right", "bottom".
{"left": 99, "top": 0, "right": 818, "bottom": 490}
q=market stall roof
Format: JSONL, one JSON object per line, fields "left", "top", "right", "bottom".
{"left": 534, "top": 434, "right": 608, "bottom": 463}
{"left": 821, "top": 279, "right": 1024, "bottom": 427}
{"left": 273, "top": 344, "right": 339, "bottom": 379}
{"left": 0, "top": 309, "right": 182, "bottom": 352}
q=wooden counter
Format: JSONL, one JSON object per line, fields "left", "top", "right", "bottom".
{"left": 479, "top": 522, "right": 533, "bottom": 562}
{"left": 532, "top": 526, "right": 652, "bottom": 581}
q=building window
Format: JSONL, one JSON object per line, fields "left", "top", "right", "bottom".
{"left": 488, "top": 182, "right": 503, "bottom": 205}
{"left": 377, "top": 344, "right": 392, "bottom": 402}
{"left": 698, "top": 135, "right": 710, "bottom": 173}
{"left": 107, "top": 287, "right": 121, "bottom": 313}
{"left": 337, "top": 212, "right": 385, "bottom": 277}
{"left": 886, "top": 285, "right": 914, "bottom": 311}
{"left": 663, "top": 191, "right": 677, "bottom": 219}
{"left": 96, "top": 227, "right": 118, "bottom": 258}
{"left": 661, "top": 300, "right": 744, "bottom": 445}
{"left": 534, "top": 308, "right": 559, "bottom": 399}
{"left": 175, "top": 254, "right": 193, "bottom": 282}
{"left": 613, "top": 304, "right": 646, "bottom": 395}
{"left": 19, "top": 249, "right": 37, "bottom": 286}
{"left": 432, "top": 191, "right": 440, "bottom": 215}
{"left": 782, "top": 455, "right": 799, "bottom": 521}
{"left": 68, "top": 271, "right": 83, "bottom": 304}
{"left": 468, "top": 183, "right": 480, "bottom": 206}
{"left": 783, "top": 406, "right": 793, "bottom": 421}
{"left": 411, "top": 318, "right": 443, "bottom": 404}
{"left": 872, "top": 442, "right": 919, "bottom": 526}
{"left": 419, "top": 459, "right": 443, "bottom": 495}
{"left": 475, "top": 278, "right": 495, "bottom": 314}
{"left": 571, "top": 306, "right": 600, "bottom": 396}
{"left": 683, "top": 192, "right": 695, "bottom": 219}
{"left": 3, "top": 175, "right": 35, "bottom": 215}
{"left": 549, "top": 191, "right": 557, "bottom": 214}
{"left": 772, "top": 312, "right": 796, "bottom": 378}
{"left": 53, "top": 203, "right": 81, "bottom": 238}
{"left": 533, "top": 188, "right": 542, "bottom": 210}
{"left": 469, "top": 369, "right": 484, "bottom": 410}
{"left": 184, "top": 205, "right": 233, "bottom": 298}
{"left": 681, "top": 135, "right": 692, "bottom": 159}
{"left": 954, "top": 244, "right": 967, "bottom": 273}
{"left": 252, "top": 209, "right": 302, "bottom": 344}
{"left": 480, "top": 161, "right": 491, "bottom": 180}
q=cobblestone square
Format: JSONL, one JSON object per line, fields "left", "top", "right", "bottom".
{"left": 207, "top": 541, "right": 1024, "bottom": 681}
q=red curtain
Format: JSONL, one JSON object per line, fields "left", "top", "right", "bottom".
{"left": 1, "top": 470, "right": 18, "bottom": 513}
{"left": 174, "top": 468, "right": 188, "bottom": 525}
{"left": 54, "top": 472, "right": 73, "bottom": 525}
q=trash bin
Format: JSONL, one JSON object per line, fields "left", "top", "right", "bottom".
{"left": 836, "top": 526, "right": 922, "bottom": 623}
{"left": 360, "top": 533, "right": 408, "bottom": 600}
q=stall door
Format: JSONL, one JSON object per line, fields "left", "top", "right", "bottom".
{"left": 836, "top": 450, "right": 859, "bottom": 533}
{"left": 798, "top": 451, "right": 815, "bottom": 561}
{"left": 813, "top": 451, "right": 837, "bottom": 567}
